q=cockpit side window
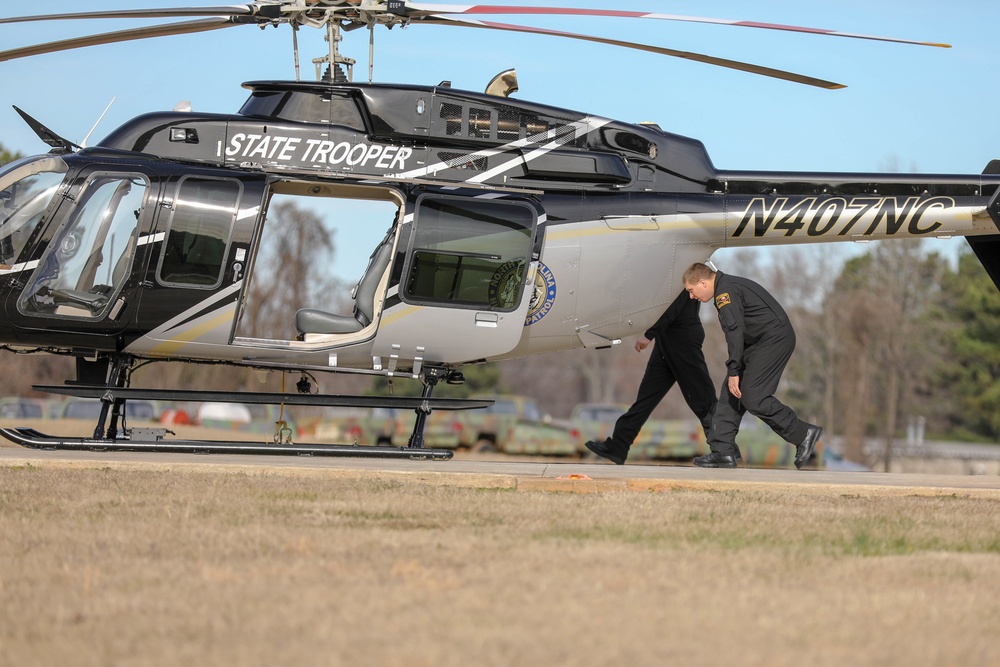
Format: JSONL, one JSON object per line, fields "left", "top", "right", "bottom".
{"left": 0, "top": 156, "right": 68, "bottom": 267}
{"left": 157, "top": 176, "right": 241, "bottom": 288}
{"left": 18, "top": 171, "right": 147, "bottom": 320}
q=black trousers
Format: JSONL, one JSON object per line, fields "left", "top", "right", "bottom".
{"left": 611, "top": 331, "right": 717, "bottom": 449}
{"left": 708, "top": 328, "right": 810, "bottom": 457}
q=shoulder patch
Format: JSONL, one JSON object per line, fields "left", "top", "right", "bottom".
{"left": 715, "top": 293, "right": 731, "bottom": 308}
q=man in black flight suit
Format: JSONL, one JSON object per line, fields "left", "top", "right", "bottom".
{"left": 585, "top": 289, "right": 717, "bottom": 465}
{"left": 682, "top": 262, "right": 823, "bottom": 469}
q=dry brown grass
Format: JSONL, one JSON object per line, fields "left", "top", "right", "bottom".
{"left": 1, "top": 464, "right": 998, "bottom": 667}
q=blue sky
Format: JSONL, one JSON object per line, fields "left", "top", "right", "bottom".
{"left": 2, "top": 1, "right": 995, "bottom": 277}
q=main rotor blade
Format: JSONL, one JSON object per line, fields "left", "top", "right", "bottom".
{"left": 0, "top": 17, "right": 238, "bottom": 62}
{"left": 0, "top": 6, "right": 254, "bottom": 25}
{"left": 405, "top": 4, "right": 951, "bottom": 49}
{"left": 424, "top": 17, "right": 846, "bottom": 89}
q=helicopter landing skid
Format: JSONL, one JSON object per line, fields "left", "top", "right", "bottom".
{"left": 0, "top": 427, "right": 453, "bottom": 460}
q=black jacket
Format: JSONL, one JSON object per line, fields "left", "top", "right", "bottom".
{"left": 712, "top": 271, "right": 791, "bottom": 376}
{"left": 644, "top": 288, "right": 704, "bottom": 350}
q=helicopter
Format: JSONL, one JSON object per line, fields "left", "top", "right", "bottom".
{"left": 1, "top": 1, "right": 998, "bottom": 460}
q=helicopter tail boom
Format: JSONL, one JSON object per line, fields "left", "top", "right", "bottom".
{"left": 713, "top": 169, "right": 1000, "bottom": 250}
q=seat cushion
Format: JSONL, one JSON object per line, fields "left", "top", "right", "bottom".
{"left": 295, "top": 308, "right": 364, "bottom": 335}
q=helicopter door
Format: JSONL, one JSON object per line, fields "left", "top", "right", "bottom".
{"left": 133, "top": 173, "right": 266, "bottom": 344}
{"left": 11, "top": 169, "right": 153, "bottom": 333}
{"left": 372, "top": 194, "right": 539, "bottom": 366}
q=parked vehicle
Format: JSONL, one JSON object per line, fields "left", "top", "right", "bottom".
{"left": 0, "top": 397, "right": 53, "bottom": 419}
{"left": 458, "top": 395, "right": 579, "bottom": 456}
{"left": 195, "top": 402, "right": 297, "bottom": 440}
{"left": 823, "top": 448, "right": 871, "bottom": 472}
{"left": 363, "top": 407, "right": 464, "bottom": 449}
{"left": 570, "top": 402, "right": 707, "bottom": 460}
{"left": 57, "top": 397, "right": 166, "bottom": 422}
{"left": 297, "top": 407, "right": 367, "bottom": 443}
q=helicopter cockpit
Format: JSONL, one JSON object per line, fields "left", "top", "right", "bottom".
{"left": 16, "top": 171, "right": 146, "bottom": 320}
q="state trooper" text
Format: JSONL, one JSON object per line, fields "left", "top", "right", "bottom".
{"left": 225, "top": 133, "right": 413, "bottom": 170}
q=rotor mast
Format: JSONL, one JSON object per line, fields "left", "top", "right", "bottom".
{"left": 312, "top": 21, "right": 355, "bottom": 81}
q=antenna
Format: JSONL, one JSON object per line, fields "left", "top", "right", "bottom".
{"left": 80, "top": 97, "right": 116, "bottom": 148}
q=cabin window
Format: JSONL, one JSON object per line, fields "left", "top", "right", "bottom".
{"left": 157, "top": 176, "right": 240, "bottom": 288}
{"left": 18, "top": 172, "right": 148, "bottom": 319}
{"left": 403, "top": 196, "right": 534, "bottom": 310}
{"left": 0, "top": 156, "right": 68, "bottom": 266}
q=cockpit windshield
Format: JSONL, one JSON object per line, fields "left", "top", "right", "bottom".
{"left": 0, "top": 156, "right": 68, "bottom": 266}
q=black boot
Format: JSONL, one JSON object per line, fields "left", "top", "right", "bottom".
{"left": 693, "top": 451, "right": 742, "bottom": 468}
{"left": 585, "top": 438, "right": 628, "bottom": 465}
{"left": 795, "top": 425, "right": 824, "bottom": 469}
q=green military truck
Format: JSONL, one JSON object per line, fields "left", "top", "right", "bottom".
{"left": 570, "top": 402, "right": 708, "bottom": 461}
{"left": 457, "top": 395, "right": 580, "bottom": 456}
{"left": 363, "top": 407, "right": 465, "bottom": 449}
{"left": 304, "top": 397, "right": 579, "bottom": 456}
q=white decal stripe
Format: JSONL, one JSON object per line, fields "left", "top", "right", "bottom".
{"left": 388, "top": 116, "right": 611, "bottom": 182}
{"left": 137, "top": 232, "right": 165, "bottom": 247}
{"left": 141, "top": 282, "right": 243, "bottom": 338}
{"left": 0, "top": 259, "right": 39, "bottom": 276}
{"left": 468, "top": 117, "right": 612, "bottom": 184}
{"left": 390, "top": 145, "right": 510, "bottom": 180}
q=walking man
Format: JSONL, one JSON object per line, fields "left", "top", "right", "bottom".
{"left": 585, "top": 289, "right": 717, "bottom": 465}
{"left": 682, "top": 263, "right": 823, "bottom": 469}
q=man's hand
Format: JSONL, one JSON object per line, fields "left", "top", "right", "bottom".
{"left": 635, "top": 336, "right": 651, "bottom": 352}
{"left": 728, "top": 375, "right": 742, "bottom": 399}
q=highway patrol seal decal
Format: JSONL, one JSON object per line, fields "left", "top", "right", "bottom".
{"left": 488, "top": 260, "right": 525, "bottom": 309}
{"left": 715, "top": 292, "right": 731, "bottom": 308}
{"left": 525, "top": 261, "right": 557, "bottom": 326}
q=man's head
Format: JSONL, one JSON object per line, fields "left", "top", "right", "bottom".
{"left": 683, "top": 263, "right": 716, "bottom": 302}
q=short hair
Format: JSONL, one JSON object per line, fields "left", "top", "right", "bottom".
{"left": 683, "top": 263, "right": 715, "bottom": 285}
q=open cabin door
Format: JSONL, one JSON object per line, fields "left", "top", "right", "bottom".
{"left": 371, "top": 192, "right": 540, "bottom": 368}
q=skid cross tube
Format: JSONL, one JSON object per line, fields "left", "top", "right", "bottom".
{"left": 34, "top": 385, "right": 492, "bottom": 411}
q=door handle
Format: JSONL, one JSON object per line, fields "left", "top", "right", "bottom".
{"left": 475, "top": 312, "right": 499, "bottom": 328}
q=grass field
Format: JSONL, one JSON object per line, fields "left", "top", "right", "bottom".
{"left": 1, "top": 460, "right": 998, "bottom": 667}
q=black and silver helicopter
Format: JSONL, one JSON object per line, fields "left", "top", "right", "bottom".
{"left": 1, "top": 1, "right": 998, "bottom": 459}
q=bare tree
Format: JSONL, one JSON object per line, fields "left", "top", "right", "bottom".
{"left": 866, "top": 241, "right": 949, "bottom": 469}
{"left": 242, "top": 200, "right": 343, "bottom": 341}
{"left": 828, "top": 278, "right": 883, "bottom": 463}
{"left": 820, "top": 240, "right": 950, "bottom": 466}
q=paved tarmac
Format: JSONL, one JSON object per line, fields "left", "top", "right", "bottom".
{"left": 4, "top": 444, "right": 1000, "bottom": 498}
